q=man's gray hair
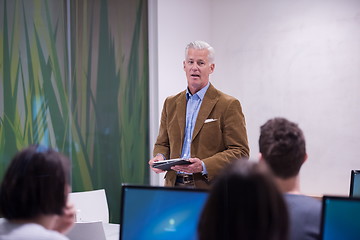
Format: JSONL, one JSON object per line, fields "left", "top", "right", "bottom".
{"left": 185, "top": 40, "right": 215, "bottom": 63}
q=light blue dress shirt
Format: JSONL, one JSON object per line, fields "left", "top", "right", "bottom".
{"left": 180, "top": 83, "right": 210, "bottom": 174}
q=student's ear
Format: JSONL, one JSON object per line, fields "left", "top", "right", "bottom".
{"left": 258, "top": 153, "right": 264, "bottom": 162}
{"left": 303, "top": 153, "right": 308, "bottom": 163}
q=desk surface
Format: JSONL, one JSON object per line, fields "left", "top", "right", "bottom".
{"left": 104, "top": 223, "right": 119, "bottom": 240}
{"left": 66, "top": 222, "right": 119, "bottom": 240}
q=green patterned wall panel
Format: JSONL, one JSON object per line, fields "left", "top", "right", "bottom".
{"left": 0, "top": 0, "right": 149, "bottom": 223}
{"left": 0, "top": 0, "right": 71, "bottom": 171}
{"left": 70, "top": 0, "right": 149, "bottom": 223}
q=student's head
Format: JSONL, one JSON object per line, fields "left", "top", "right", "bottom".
{"left": 198, "top": 160, "right": 288, "bottom": 240}
{"left": 0, "top": 145, "right": 70, "bottom": 220}
{"left": 259, "top": 117, "right": 307, "bottom": 179}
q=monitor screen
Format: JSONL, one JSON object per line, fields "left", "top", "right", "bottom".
{"left": 350, "top": 170, "right": 360, "bottom": 197}
{"left": 120, "top": 185, "right": 208, "bottom": 240}
{"left": 320, "top": 196, "right": 360, "bottom": 240}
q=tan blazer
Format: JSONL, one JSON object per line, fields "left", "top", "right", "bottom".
{"left": 153, "top": 83, "right": 249, "bottom": 187}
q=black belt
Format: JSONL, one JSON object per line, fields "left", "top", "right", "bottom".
{"left": 176, "top": 174, "right": 194, "bottom": 184}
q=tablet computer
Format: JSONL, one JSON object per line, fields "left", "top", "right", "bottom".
{"left": 152, "top": 158, "right": 191, "bottom": 171}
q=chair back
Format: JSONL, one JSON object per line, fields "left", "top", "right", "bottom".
{"left": 69, "top": 189, "right": 109, "bottom": 223}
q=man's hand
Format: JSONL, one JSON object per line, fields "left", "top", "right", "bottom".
{"left": 52, "top": 202, "right": 75, "bottom": 234}
{"left": 171, "top": 158, "right": 203, "bottom": 173}
{"left": 148, "top": 154, "right": 166, "bottom": 174}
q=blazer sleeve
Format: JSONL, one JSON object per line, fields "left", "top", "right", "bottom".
{"left": 202, "top": 98, "right": 249, "bottom": 180}
{"left": 153, "top": 98, "right": 170, "bottom": 159}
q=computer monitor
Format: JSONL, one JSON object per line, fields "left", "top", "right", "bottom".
{"left": 320, "top": 196, "right": 360, "bottom": 240}
{"left": 119, "top": 185, "right": 208, "bottom": 240}
{"left": 349, "top": 170, "right": 360, "bottom": 197}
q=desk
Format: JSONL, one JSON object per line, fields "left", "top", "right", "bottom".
{"left": 66, "top": 222, "right": 119, "bottom": 240}
{"left": 104, "top": 223, "right": 120, "bottom": 240}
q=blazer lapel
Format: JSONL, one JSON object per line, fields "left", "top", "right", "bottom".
{"left": 192, "top": 84, "right": 219, "bottom": 140}
{"left": 176, "top": 91, "right": 187, "bottom": 146}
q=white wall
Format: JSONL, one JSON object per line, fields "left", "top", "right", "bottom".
{"left": 157, "top": 0, "right": 212, "bottom": 101}
{"left": 150, "top": 0, "right": 212, "bottom": 185}
{"left": 152, "top": 0, "right": 360, "bottom": 195}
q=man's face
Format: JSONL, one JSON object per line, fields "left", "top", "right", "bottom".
{"left": 183, "top": 48, "right": 215, "bottom": 94}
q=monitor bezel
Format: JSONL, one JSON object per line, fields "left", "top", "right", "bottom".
{"left": 350, "top": 170, "right": 360, "bottom": 197}
{"left": 119, "top": 184, "right": 208, "bottom": 240}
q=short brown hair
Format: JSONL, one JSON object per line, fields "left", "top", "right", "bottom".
{"left": 198, "top": 160, "right": 288, "bottom": 240}
{"left": 259, "top": 117, "right": 306, "bottom": 179}
{"left": 0, "top": 145, "right": 70, "bottom": 220}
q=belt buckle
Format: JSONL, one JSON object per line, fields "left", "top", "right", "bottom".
{"left": 183, "top": 175, "right": 192, "bottom": 184}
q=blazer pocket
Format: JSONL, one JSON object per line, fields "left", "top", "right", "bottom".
{"left": 201, "top": 120, "right": 221, "bottom": 138}
{"left": 204, "top": 118, "right": 218, "bottom": 123}
{"left": 198, "top": 121, "right": 222, "bottom": 151}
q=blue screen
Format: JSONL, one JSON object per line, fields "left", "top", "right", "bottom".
{"left": 322, "top": 197, "right": 360, "bottom": 240}
{"left": 351, "top": 171, "right": 360, "bottom": 197}
{"left": 120, "top": 187, "right": 208, "bottom": 240}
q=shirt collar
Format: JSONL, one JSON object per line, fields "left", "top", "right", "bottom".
{"left": 186, "top": 82, "right": 210, "bottom": 101}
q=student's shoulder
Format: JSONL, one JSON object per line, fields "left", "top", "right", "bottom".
{"left": 0, "top": 222, "right": 69, "bottom": 240}
{"left": 285, "top": 193, "right": 322, "bottom": 209}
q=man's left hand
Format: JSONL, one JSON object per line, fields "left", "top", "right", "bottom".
{"left": 171, "top": 158, "right": 203, "bottom": 173}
